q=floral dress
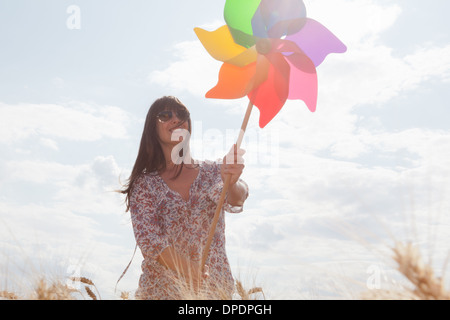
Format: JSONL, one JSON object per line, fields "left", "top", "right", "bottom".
{"left": 130, "top": 160, "right": 248, "bottom": 300}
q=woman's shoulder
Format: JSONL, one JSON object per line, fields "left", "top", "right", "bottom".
{"left": 131, "top": 171, "right": 161, "bottom": 194}
{"left": 136, "top": 171, "right": 159, "bottom": 182}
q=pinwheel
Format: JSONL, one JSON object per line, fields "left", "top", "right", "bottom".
{"left": 196, "top": 0, "right": 347, "bottom": 266}
{"left": 195, "top": 0, "right": 347, "bottom": 128}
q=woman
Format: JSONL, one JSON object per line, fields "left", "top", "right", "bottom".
{"left": 121, "top": 96, "right": 249, "bottom": 300}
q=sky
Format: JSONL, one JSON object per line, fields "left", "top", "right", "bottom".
{"left": 1, "top": 0, "right": 450, "bottom": 299}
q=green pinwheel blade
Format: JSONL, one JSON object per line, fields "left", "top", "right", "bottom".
{"left": 224, "top": 0, "right": 261, "bottom": 48}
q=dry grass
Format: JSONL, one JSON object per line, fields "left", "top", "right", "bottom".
{"left": 0, "top": 273, "right": 263, "bottom": 300}
{"left": 1, "top": 227, "right": 448, "bottom": 301}
{"left": 70, "top": 277, "right": 102, "bottom": 300}
{"left": 0, "top": 291, "right": 19, "bottom": 300}
{"left": 2, "top": 242, "right": 449, "bottom": 300}
{"left": 136, "top": 272, "right": 265, "bottom": 300}
{"left": 2, "top": 240, "right": 449, "bottom": 300}
{"left": 392, "top": 241, "right": 450, "bottom": 300}
{"left": 361, "top": 241, "right": 450, "bottom": 300}
{"left": 235, "top": 280, "right": 265, "bottom": 300}
{"left": 0, "top": 275, "right": 109, "bottom": 300}
{"left": 30, "top": 278, "right": 77, "bottom": 300}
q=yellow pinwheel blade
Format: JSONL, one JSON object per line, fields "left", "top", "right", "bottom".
{"left": 194, "top": 25, "right": 257, "bottom": 67}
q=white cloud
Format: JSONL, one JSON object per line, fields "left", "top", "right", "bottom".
{"left": 3, "top": 155, "right": 125, "bottom": 214}
{"left": 305, "top": 0, "right": 403, "bottom": 45}
{"left": 320, "top": 43, "right": 450, "bottom": 109}
{"left": 4, "top": 160, "right": 79, "bottom": 185}
{"left": 0, "top": 154, "right": 134, "bottom": 298}
{"left": 0, "top": 101, "right": 131, "bottom": 144}
{"left": 148, "top": 40, "right": 222, "bottom": 98}
{"left": 39, "top": 138, "right": 59, "bottom": 151}
{"left": 226, "top": 139, "right": 450, "bottom": 298}
{"left": 0, "top": 198, "right": 135, "bottom": 298}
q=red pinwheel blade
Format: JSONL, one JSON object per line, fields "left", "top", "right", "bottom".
{"left": 248, "top": 53, "right": 290, "bottom": 128}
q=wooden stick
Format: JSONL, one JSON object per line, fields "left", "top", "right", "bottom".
{"left": 202, "top": 100, "right": 254, "bottom": 268}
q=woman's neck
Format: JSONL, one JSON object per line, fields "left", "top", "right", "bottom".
{"left": 160, "top": 143, "right": 193, "bottom": 173}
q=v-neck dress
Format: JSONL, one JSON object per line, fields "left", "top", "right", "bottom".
{"left": 130, "top": 160, "right": 249, "bottom": 300}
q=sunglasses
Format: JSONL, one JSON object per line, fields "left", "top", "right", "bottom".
{"left": 157, "top": 108, "right": 190, "bottom": 123}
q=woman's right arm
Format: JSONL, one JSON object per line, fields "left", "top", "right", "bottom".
{"left": 130, "top": 176, "right": 170, "bottom": 263}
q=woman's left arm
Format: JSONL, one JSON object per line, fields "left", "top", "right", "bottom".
{"left": 226, "top": 180, "right": 248, "bottom": 206}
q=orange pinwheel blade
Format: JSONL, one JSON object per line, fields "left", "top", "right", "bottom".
{"left": 206, "top": 55, "right": 270, "bottom": 100}
{"left": 206, "top": 62, "right": 257, "bottom": 99}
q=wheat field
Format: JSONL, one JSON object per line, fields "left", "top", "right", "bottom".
{"left": 1, "top": 240, "right": 449, "bottom": 300}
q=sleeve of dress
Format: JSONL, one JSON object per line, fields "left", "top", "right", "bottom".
{"left": 208, "top": 161, "right": 249, "bottom": 214}
{"left": 129, "top": 174, "right": 170, "bottom": 261}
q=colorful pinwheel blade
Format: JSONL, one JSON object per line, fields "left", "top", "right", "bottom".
{"left": 285, "top": 18, "right": 347, "bottom": 67}
{"left": 248, "top": 53, "right": 290, "bottom": 128}
{"left": 206, "top": 62, "right": 258, "bottom": 99}
{"left": 207, "top": 55, "right": 270, "bottom": 100}
{"left": 224, "top": 0, "right": 261, "bottom": 48}
{"left": 194, "top": 26, "right": 258, "bottom": 67}
{"left": 252, "top": 0, "right": 307, "bottom": 39}
{"left": 285, "top": 53, "right": 318, "bottom": 112}
{"left": 194, "top": 26, "right": 247, "bottom": 63}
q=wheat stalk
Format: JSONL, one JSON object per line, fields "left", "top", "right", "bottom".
{"left": 235, "top": 280, "right": 265, "bottom": 300}
{"left": 70, "top": 277, "right": 95, "bottom": 286}
{"left": 31, "top": 278, "right": 77, "bottom": 300}
{"left": 392, "top": 241, "right": 450, "bottom": 300}
{"left": 70, "top": 276, "right": 102, "bottom": 300}
{"left": 85, "top": 286, "right": 97, "bottom": 300}
{"left": 120, "top": 291, "right": 130, "bottom": 300}
{"left": 0, "top": 291, "right": 19, "bottom": 300}
{"left": 361, "top": 242, "right": 450, "bottom": 300}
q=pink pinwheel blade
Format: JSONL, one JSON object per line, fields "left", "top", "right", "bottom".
{"left": 285, "top": 18, "right": 347, "bottom": 67}
{"left": 285, "top": 53, "right": 318, "bottom": 112}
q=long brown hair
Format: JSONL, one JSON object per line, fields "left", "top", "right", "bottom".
{"left": 120, "top": 96, "right": 192, "bottom": 211}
